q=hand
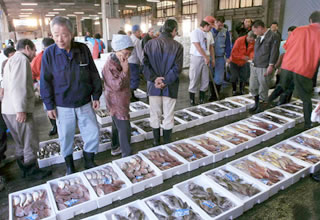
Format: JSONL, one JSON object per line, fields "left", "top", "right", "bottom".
{"left": 226, "top": 58, "right": 231, "bottom": 64}
{"left": 243, "top": 56, "right": 249, "bottom": 61}
{"left": 16, "top": 112, "right": 27, "bottom": 123}
{"left": 315, "top": 102, "right": 320, "bottom": 115}
{"left": 92, "top": 100, "right": 100, "bottom": 110}
{"left": 211, "top": 59, "right": 215, "bottom": 67}
{"left": 47, "top": 109, "right": 57, "bottom": 120}
{"left": 155, "top": 77, "right": 165, "bottom": 89}
{"left": 264, "top": 65, "right": 274, "bottom": 76}
{"left": 118, "top": 53, "right": 129, "bottom": 73}
{"left": 204, "top": 56, "right": 210, "bottom": 65}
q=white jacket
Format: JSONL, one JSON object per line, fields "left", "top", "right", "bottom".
{"left": 128, "top": 34, "right": 143, "bottom": 65}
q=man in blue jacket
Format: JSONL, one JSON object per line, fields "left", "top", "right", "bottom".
{"left": 143, "top": 19, "right": 183, "bottom": 146}
{"left": 40, "top": 16, "right": 102, "bottom": 175}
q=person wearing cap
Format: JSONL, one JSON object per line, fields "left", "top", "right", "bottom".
{"left": 189, "top": 16, "right": 215, "bottom": 106}
{"left": 40, "top": 16, "right": 102, "bottom": 175}
{"left": 102, "top": 35, "right": 134, "bottom": 157}
{"left": 128, "top": 25, "right": 143, "bottom": 102}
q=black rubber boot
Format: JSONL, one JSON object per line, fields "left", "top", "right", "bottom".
{"left": 189, "top": 92, "right": 196, "bottom": 106}
{"left": 208, "top": 82, "right": 216, "bottom": 101}
{"left": 130, "top": 89, "right": 139, "bottom": 102}
{"left": 48, "top": 118, "right": 57, "bottom": 136}
{"left": 152, "top": 128, "right": 161, "bottom": 146}
{"left": 249, "top": 96, "right": 259, "bottom": 113}
{"left": 216, "top": 85, "right": 221, "bottom": 100}
{"left": 239, "top": 82, "right": 244, "bottom": 95}
{"left": 65, "top": 154, "right": 76, "bottom": 175}
{"left": 16, "top": 156, "right": 27, "bottom": 178}
{"left": 232, "top": 83, "right": 237, "bottom": 96}
{"left": 268, "top": 86, "right": 283, "bottom": 105}
{"left": 83, "top": 151, "right": 97, "bottom": 169}
{"left": 163, "top": 129, "right": 172, "bottom": 144}
{"left": 25, "top": 163, "right": 52, "bottom": 180}
{"left": 199, "top": 91, "right": 206, "bottom": 104}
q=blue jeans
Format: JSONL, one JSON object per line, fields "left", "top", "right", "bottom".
{"left": 129, "top": 63, "right": 141, "bottom": 90}
{"left": 56, "top": 102, "right": 100, "bottom": 157}
{"left": 214, "top": 57, "right": 226, "bottom": 85}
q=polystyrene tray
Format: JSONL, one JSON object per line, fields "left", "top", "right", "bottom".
{"left": 80, "top": 163, "right": 133, "bottom": 208}
{"left": 46, "top": 173, "right": 98, "bottom": 220}
{"left": 242, "top": 117, "right": 283, "bottom": 139}
{"left": 287, "top": 133, "right": 320, "bottom": 153}
{"left": 184, "top": 105, "right": 219, "bottom": 124}
{"left": 278, "top": 104, "right": 304, "bottom": 114}
{"left": 203, "top": 165, "right": 269, "bottom": 211}
{"left": 266, "top": 107, "right": 304, "bottom": 124}
{"left": 201, "top": 102, "right": 232, "bottom": 118}
{"left": 226, "top": 96, "right": 255, "bottom": 109}
{"left": 252, "top": 112, "right": 293, "bottom": 131}
{"left": 215, "top": 100, "right": 246, "bottom": 115}
{"left": 171, "top": 116, "right": 188, "bottom": 133}
{"left": 129, "top": 101, "right": 150, "bottom": 118}
{"left": 96, "top": 109, "right": 112, "bottom": 125}
{"left": 130, "top": 122, "right": 147, "bottom": 143}
{"left": 174, "top": 109, "right": 204, "bottom": 129}
{"left": 82, "top": 214, "right": 106, "bottom": 220}
{"left": 224, "top": 123, "right": 263, "bottom": 147}
{"left": 173, "top": 175, "right": 244, "bottom": 220}
{"left": 9, "top": 184, "right": 56, "bottom": 220}
{"left": 138, "top": 145, "right": 188, "bottom": 179}
{"left": 134, "top": 88, "right": 147, "bottom": 99}
{"left": 131, "top": 118, "right": 154, "bottom": 140}
{"left": 98, "top": 127, "right": 112, "bottom": 153}
{"left": 112, "top": 155, "right": 163, "bottom": 194}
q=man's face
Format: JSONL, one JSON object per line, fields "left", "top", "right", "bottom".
{"left": 252, "top": 26, "right": 264, "bottom": 36}
{"left": 52, "top": 24, "right": 73, "bottom": 50}
{"left": 149, "top": 30, "right": 154, "bottom": 38}
{"left": 25, "top": 46, "right": 37, "bottom": 61}
{"left": 203, "top": 24, "right": 211, "bottom": 32}
{"left": 134, "top": 30, "right": 141, "bottom": 38}
{"left": 8, "top": 52, "right": 15, "bottom": 58}
{"left": 271, "top": 24, "right": 278, "bottom": 32}
{"left": 244, "top": 19, "right": 252, "bottom": 28}
{"left": 215, "top": 21, "right": 224, "bottom": 30}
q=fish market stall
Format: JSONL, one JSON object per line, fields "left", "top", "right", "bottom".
{"left": 174, "top": 109, "right": 203, "bottom": 128}
{"left": 184, "top": 106, "right": 219, "bottom": 123}
{"left": 201, "top": 103, "right": 232, "bottom": 118}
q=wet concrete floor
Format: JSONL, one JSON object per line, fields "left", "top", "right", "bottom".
{"left": 1, "top": 71, "right": 320, "bottom": 220}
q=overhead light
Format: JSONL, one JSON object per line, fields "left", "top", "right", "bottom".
{"left": 67, "top": 14, "right": 76, "bottom": 17}
{"left": 53, "top": 8, "right": 66, "bottom": 11}
{"left": 20, "top": 12, "right": 32, "bottom": 15}
{"left": 118, "top": 10, "right": 121, "bottom": 12}
{"left": 59, "top": 3, "right": 75, "bottom": 5}
{"left": 21, "top": 9, "right": 34, "bottom": 11}
{"left": 146, "top": 0, "right": 160, "bottom": 2}
{"left": 94, "top": 4, "right": 100, "bottom": 6}
{"left": 19, "top": 14, "right": 30, "bottom": 17}
{"left": 98, "top": 12, "right": 102, "bottom": 14}
{"left": 21, "top": 3, "right": 38, "bottom": 6}
{"left": 48, "top": 12, "right": 59, "bottom": 14}
{"left": 95, "top": 17, "right": 100, "bottom": 20}
{"left": 74, "top": 12, "right": 84, "bottom": 14}
{"left": 46, "top": 14, "right": 55, "bottom": 17}
{"left": 94, "top": 21, "right": 100, "bottom": 25}
{"left": 89, "top": 14, "right": 97, "bottom": 17}
{"left": 125, "top": 5, "right": 137, "bottom": 8}
{"left": 82, "top": 17, "right": 90, "bottom": 19}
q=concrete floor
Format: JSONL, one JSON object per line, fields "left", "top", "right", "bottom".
{"left": 1, "top": 71, "right": 320, "bottom": 220}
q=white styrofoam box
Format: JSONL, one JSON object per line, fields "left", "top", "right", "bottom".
{"left": 203, "top": 165, "right": 269, "bottom": 211}
{"left": 47, "top": 173, "right": 98, "bottom": 220}
{"left": 271, "top": 140, "right": 320, "bottom": 173}
{"left": 130, "top": 123, "right": 147, "bottom": 143}
{"left": 249, "top": 148, "right": 311, "bottom": 185}
{"left": 214, "top": 100, "right": 246, "bottom": 115}
{"left": 239, "top": 94, "right": 255, "bottom": 102}
{"left": 188, "top": 134, "right": 237, "bottom": 162}
{"left": 263, "top": 109, "right": 297, "bottom": 128}
{"left": 82, "top": 213, "right": 107, "bottom": 220}
{"left": 226, "top": 96, "right": 255, "bottom": 109}
{"left": 174, "top": 109, "right": 204, "bottom": 128}
{"left": 9, "top": 184, "right": 56, "bottom": 220}
{"left": 138, "top": 145, "right": 188, "bottom": 180}
{"left": 184, "top": 105, "right": 219, "bottom": 124}
{"left": 129, "top": 101, "right": 150, "bottom": 118}
{"left": 173, "top": 175, "right": 244, "bottom": 220}
{"left": 166, "top": 140, "right": 213, "bottom": 171}
{"left": 99, "top": 94, "right": 106, "bottom": 108}
{"left": 134, "top": 88, "right": 147, "bottom": 99}
{"left": 98, "top": 127, "right": 112, "bottom": 153}
{"left": 224, "top": 123, "right": 262, "bottom": 147}
{"left": 131, "top": 118, "right": 153, "bottom": 140}
{"left": 266, "top": 107, "right": 304, "bottom": 124}
{"left": 243, "top": 117, "right": 283, "bottom": 139}
{"left": 201, "top": 102, "right": 232, "bottom": 118}
{"left": 143, "top": 188, "right": 205, "bottom": 219}
{"left": 206, "top": 128, "right": 254, "bottom": 153}
{"left": 288, "top": 133, "right": 320, "bottom": 153}
{"left": 314, "top": 87, "right": 320, "bottom": 94}
{"left": 303, "top": 126, "right": 320, "bottom": 141}
{"left": 104, "top": 200, "right": 158, "bottom": 220}
{"left": 229, "top": 156, "right": 292, "bottom": 197}
{"left": 278, "top": 104, "right": 304, "bottom": 115}
{"left": 171, "top": 116, "right": 188, "bottom": 133}
{"left": 236, "top": 119, "right": 275, "bottom": 142}
{"left": 252, "top": 112, "right": 293, "bottom": 130}
{"left": 95, "top": 109, "right": 112, "bottom": 125}
{"left": 112, "top": 155, "right": 163, "bottom": 194}
{"left": 80, "top": 163, "right": 133, "bottom": 208}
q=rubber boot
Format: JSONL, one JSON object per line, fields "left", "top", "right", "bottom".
{"left": 199, "top": 91, "right": 206, "bottom": 104}
{"left": 163, "top": 129, "right": 172, "bottom": 144}
{"left": 267, "top": 86, "right": 283, "bottom": 105}
{"left": 189, "top": 92, "right": 196, "bottom": 106}
{"left": 249, "top": 96, "right": 259, "bottom": 113}
{"left": 208, "top": 82, "right": 216, "bottom": 101}
{"left": 17, "top": 157, "right": 52, "bottom": 180}
{"left": 83, "top": 151, "right": 97, "bottom": 169}
{"left": 216, "top": 85, "right": 221, "bottom": 100}
{"left": 232, "top": 83, "right": 237, "bottom": 96}
{"left": 130, "top": 89, "right": 139, "bottom": 102}
{"left": 152, "top": 128, "right": 161, "bottom": 146}
{"left": 239, "top": 82, "right": 244, "bottom": 95}
{"left": 16, "top": 156, "right": 27, "bottom": 178}
{"left": 48, "top": 118, "right": 57, "bottom": 136}
{"left": 65, "top": 154, "right": 76, "bottom": 175}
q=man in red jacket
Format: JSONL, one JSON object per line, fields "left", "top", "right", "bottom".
{"left": 229, "top": 31, "right": 255, "bottom": 95}
{"left": 280, "top": 11, "right": 320, "bottom": 129}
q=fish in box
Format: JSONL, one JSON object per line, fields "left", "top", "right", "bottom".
{"left": 169, "top": 142, "right": 207, "bottom": 162}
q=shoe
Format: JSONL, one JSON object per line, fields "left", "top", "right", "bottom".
{"left": 152, "top": 128, "right": 161, "bottom": 146}
{"left": 83, "top": 151, "right": 97, "bottom": 169}
{"left": 199, "top": 91, "right": 206, "bottom": 104}
{"left": 64, "top": 154, "right": 76, "bottom": 175}
{"left": 111, "top": 147, "right": 122, "bottom": 156}
{"left": 249, "top": 95, "right": 259, "bottom": 113}
{"left": 130, "top": 89, "right": 139, "bottom": 102}
{"left": 232, "top": 91, "right": 237, "bottom": 96}
{"left": 189, "top": 92, "right": 196, "bottom": 106}
{"left": 163, "top": 129, "right": 172, "bottom": 144}
{"left": 17, "top": 157, "right": 52, "bottom": 180}
{"left": 267, "top": 86, "right": 283, "bottom": 105}
{"left": 48, "top": 119, "right": 57, "bottom": 136}
{"left": 312, "top": 171, "right": 320, "bottom": 181}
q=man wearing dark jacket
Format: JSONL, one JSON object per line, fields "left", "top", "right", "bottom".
{"left": 141, "top": 27, "right": 154, "bottom": 49}
{"left": 249, "top": 20, "right": 280, "bottom": 113}
{"left": 143, "top": 19, "right": 183, "bottom": 146}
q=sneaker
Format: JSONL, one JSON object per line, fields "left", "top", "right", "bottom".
{"left": 111, "top": 147, "right": 122, "bottom": 156}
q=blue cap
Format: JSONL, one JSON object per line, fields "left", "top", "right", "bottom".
{"left": 132, "top": 25, "right": 140, "bottom": 33}
{"left": 111, "top": 34, "right": 134, "bottom": 51}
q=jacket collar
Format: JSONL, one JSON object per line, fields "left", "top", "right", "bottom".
{"left": 160, "top": 32, "right": 173, "bottom": 39}
{"left": 55, "top": 41, "right": 80, "bottom": 59}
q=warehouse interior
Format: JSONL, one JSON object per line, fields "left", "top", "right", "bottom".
{"left": 0, "top": 0, "right": 320, "bottom": 220}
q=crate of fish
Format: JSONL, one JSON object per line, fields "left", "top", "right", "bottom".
{"left": 226, "top": 96, "right": 255, "bottom": 109}
{"left": 143, "top": 188, "right": 205, "bottom": 220}
{"left": 174, "top": 109, "right": 204, "bottom": 128}
{"left": 187, "top": 134, "right": 236, "bottom": 163}
{"left": 215, "top": 100, "right": 246, "bottom": 115}
{"left": 173, "top": 175, "right": 244, "bottom": 220}
{"left": 289, "top": 133, "right": 320, "bottom": 153}
{"left": 166, "top": 140, "right": 213, "bottom": 171}
{"left": 250, "top": 148, "right": 311, "bottom": 184}
{"left": 138, "top": 145, "right": 188, "bottom": 180}
{"left": 239, "top": 94, "right": 255, "bottom": 102}
{"left": 95, "top": 108, "right": 112, "bottom": 125}
{"left": 104, "top": 200, "right": 157, "bottom": 220}
{"left": 9, "top": 184, "right": 56, "bottom": 220}
{"left": 129, "top": 123, "right": 147, "bottom": 143}
{"left": 230, "top": 157, "right": 292, "bottom": 197}
{"left": 243, "top": 117, "right": 284, "bottom": 138}
{"left": 207, "top": 128, "right": 254, "bottom": 153}
{"left": 253, "top": 112, "right": 292, "bottom": 130}
{"left": 171, "top": 116, "right": 188, "bottom": 133}
{"left": 98, "top": 127, "right": 112, "bottom": 153}
{"left": 112, "top": 155, "right": 163, "bottom": 194}
{"left": 129, "top": 101, "right": 150, "bottom": 118}
{"left": 290, "top": 100, "right": 317, "bottom": 109}
{"left": 203, "top": 165, "right": 269, "bottom": 211}
{"left": 303, "top": 127, "right": 320, "bottom": 140}
{"left": 81, "top": 163, "right": 132, "bottom": 208}
{"left": 278, "top": 104, "right": 304, "bottom": 115}
{"left": 184, "top": 106, "right": 219, "bottom": 124}
{"left": 201, "top": 103, "right": 232, "bottom": 118}
{"left": 266, "top": 107, "right": 303, "bottom": 125}
{"left": 134, "top": 88, "right": 148, "bottom": 99}
{"left": 46, "top": 173, "right": 98, "bottom": 220}
{"left": 131, "top": 118, "right": 154, "bottom": 140}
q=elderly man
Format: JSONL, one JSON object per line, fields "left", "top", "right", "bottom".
{"left": 143, "top": 19, "right": 183, "bottom": 146}
{"left": 189, "top": 16, "right": 215, "bottom": 105}
{"left": 2, "top": 39, "right": 51, "bottom": 179}
{"left": 142, "top": 27, "right": 154, "bottom": 49}
{"left": 249, "top": 20, "right": 280, "bottom": 113}
{"left": 40, "top": 16, "right": 102, "bottom": 175}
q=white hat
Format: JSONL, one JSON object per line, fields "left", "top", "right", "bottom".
{"left": 111, "top": 34, "right": 134, "bottom": 51}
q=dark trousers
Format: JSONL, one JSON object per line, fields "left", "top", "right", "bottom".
{"left": 129, "top": 63, "right": 141, "bottom": 90}
{"left": 0, "top": 106, "right": 7, "bottom": 162}
{"left": 281, "top": 69, "right": 313, "bottom": 127}
{"left": 229, "top": 62, "right": 248, "bottom": 83}
{"left": 111, "top": 116, "right": 132, "bottom": 157}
